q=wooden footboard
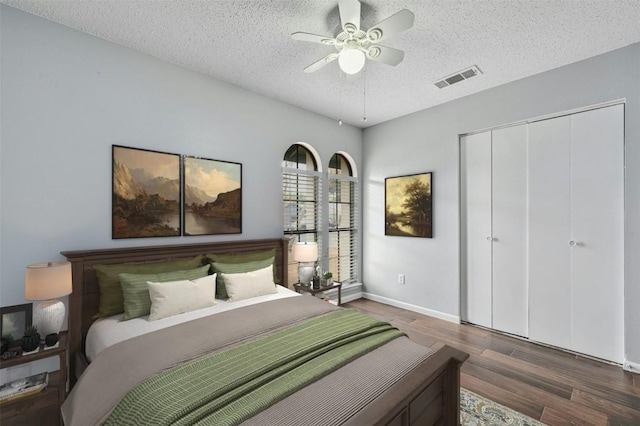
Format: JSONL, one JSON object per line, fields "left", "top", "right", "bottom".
{"left": 344, "top": 343, "right": 468, "bottom": 426}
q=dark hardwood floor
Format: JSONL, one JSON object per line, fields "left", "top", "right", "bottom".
{"left": 345, "top": 298, "right": 640, "bottom": 426}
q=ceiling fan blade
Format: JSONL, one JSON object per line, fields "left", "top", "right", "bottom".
{"left": 366, "top": 45, "right": 405, "bottom": 66}
{"left": 339, "top": 0, "right": 361, "bottom": 33}
{"left": 291, "top": 32, "right": 337, "bottom": 46}
{"left": 304, "top": 53, "right": 339, "bottom": 73}
{"left": 367, "top": 9, "right": 415, "bottom": 43}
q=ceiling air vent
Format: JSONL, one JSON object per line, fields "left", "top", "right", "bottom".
{"left": 434, "top": 65, "right": 482, "bottom": 89}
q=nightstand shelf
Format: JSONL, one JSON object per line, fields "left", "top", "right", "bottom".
{"left": 0, "top": 331, "right": 67, "bottom": 426}
{"left": 294, "top": 282, "right": 342, "bottom": 306}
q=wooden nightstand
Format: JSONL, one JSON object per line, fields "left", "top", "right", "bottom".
{"left": 294, "top": 282, "right": 342, "bottom": 306}
{"left": 0, "top": 331, "right": 68, "bottom": 426}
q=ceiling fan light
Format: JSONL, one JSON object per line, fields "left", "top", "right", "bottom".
{"left": 339, "top": 49, "right": 366, "bottom": 74}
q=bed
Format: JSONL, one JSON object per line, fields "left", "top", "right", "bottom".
{"left": 61, "top": 238, "right": 468, "bottom": 425}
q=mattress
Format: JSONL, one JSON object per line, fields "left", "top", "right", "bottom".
{"left": 85, "top": 285, "right": 300, "bottom": 361}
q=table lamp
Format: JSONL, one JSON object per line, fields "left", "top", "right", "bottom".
{"left": 25, "top": 261, "right": 72, "bottom": 338}
{"left": 293, "top": 242, "right": 318, "bottom": 286}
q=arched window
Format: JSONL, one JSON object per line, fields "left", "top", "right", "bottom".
{"left": 282, "top": 144, "right": 322, "bottom": 287}
{"left": 328, "top": 153, "right": 358, "bottom": 284}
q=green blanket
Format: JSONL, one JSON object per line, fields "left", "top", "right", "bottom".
{"left": 105, "top": 309, "right": 404, "bottom": 426}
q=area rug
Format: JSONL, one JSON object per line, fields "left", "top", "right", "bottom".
{"left": 461, "top": 388, "right": 545, "bottom": 426}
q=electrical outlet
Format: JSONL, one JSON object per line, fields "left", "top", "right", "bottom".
{"left": 398, "top": 274, "right": 405, "bottom": 285}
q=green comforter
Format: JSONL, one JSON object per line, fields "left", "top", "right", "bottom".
{"left": 105, "top": 309, "right": 404, "bottom": 426}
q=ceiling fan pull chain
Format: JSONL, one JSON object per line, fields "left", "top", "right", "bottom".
{"left": 362, "top": 69, "right": 367, "bottom": 122}
{"left": 338, "top": 69, "right": 344, "bottom": 125}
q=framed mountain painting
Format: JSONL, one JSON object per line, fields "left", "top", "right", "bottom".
{"left": 112, "top": 145, "right": 181, "bottom": 238}
{"left": 183, "top": 156, "right": 242, "bottom": 236}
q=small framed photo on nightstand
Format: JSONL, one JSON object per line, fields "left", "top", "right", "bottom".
{"left": 1, "top": 304, "right": 32, "bottom": 349}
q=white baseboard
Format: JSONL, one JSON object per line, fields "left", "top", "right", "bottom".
{"left": 362, "top": 292, "right": 460, "bottom": 324}
{"left": 623, "top": 359, "right": 640, "bottom": 375}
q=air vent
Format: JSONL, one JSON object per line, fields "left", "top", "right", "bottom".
{"left": 434, "top": 65, "right": 482, "bottom": 89}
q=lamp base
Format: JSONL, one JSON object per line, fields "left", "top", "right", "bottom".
{"left": 298, "top": 264, "right": 314, "bottom": 286}
{"left": 34, "top": 299, "right": 65, "bottom": 338}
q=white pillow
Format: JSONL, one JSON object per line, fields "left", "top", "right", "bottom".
{"left": 221, "top": 265, "right": 277, "bottom": 302}
{"left": 147, "top": 274, "right": 217, "bottom": 321}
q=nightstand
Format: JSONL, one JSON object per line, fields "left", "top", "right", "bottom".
{"left": 0, "top": 331, "right": 67, "bottom": 426}
{"left": 294, "top": 282, "right": 342, "bottom": 306}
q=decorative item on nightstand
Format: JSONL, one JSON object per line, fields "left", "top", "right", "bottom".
{"left": 24, "top": 262, "right": 72, "bottom": 340}
{"left": 21, "top": 325, "right": 40, "bottom": 353}
{"left": 45, "top": 333, "right": 58, "bottom": 347}
{"left": 293, "top": 242, "right": 318, "bottom": 286}
{"left": 312, "top": 266, "right": 321, "bottom": 289}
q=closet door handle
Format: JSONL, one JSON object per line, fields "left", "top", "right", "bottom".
{"left": 487, "top": 236, "right": 493, "bottom": 241}
{"left": 569, "top": 240, "right": 578, "bottom": 246}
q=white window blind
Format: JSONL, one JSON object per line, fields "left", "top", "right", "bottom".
{"left": 328, "top": 173, "right": 358, "bottom": 284}
{"left": 283, "top": 167, "right": 322, "bottom": 286}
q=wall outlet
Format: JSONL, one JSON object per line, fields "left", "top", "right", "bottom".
{"left": 398, "top": 274, "right": 405, "bottom": 285}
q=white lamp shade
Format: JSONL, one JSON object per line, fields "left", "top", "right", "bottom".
{"left": 293, "top": 242, "right": 318, "bottom": 262}
{"left": 338, "top": 49, "right": 366, "bottom": 75}
{"left": 25, "top": 262, "right": 72, "bottom": 301}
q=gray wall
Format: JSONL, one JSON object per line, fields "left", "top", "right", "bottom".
{"left": 362, "top": 43, "right": 640, "bottom": 365}
{"left": 0, "top": 6, "right": 362, "bottom": 307}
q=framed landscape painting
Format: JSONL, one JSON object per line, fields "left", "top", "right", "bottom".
{"left": 385, "top": 172, "right": 433, "bottom": 238}
{"left": 112, "top": 145, "right": 181, "bottom": 238}
{"left": 183, "top": 156, "right": 242, "bottom": 236}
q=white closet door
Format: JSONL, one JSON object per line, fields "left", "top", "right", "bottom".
{"left": 528, "top": 116, "right": 572, "bottom": 348}
{"left": 570, "top": 104, "right": 624, "bottom": 363}
{"left": 491, "top": 125, "right": 528, "bottom": 337}
{"left": 461, "top": 131, "right": 492, "bottom": 328}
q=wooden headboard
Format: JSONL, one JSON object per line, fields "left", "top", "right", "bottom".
{"left": 62, "top": 238, "right": 289, "bottom": 387}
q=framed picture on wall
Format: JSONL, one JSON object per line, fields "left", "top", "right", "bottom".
{"left": 183, "top": 156, "right": 242, "bottom": 236}
{"left": 1, "top": 303, "right": 32, "bottom": 349}
{"left": 112, "top": 145, "right": 181, "bottom": 238}
{"left": 385, "top": 172, "right": 433, "bottom": 238}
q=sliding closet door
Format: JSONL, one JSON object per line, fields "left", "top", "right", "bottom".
{"left": 491, "top": 125, "right": 528, "bottom": 337}
{"left": 461, "top": 131, "right": 492, "bottom": 328}
{"left": 528, "top": 116, "right": 572, "bottom": 348}
{"left": 570, "top": 104, "right": 624, "bottom": 363}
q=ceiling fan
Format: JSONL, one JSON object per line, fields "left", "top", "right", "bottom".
{"left": 291, "top": 0, "right": 415, "bottom": 75}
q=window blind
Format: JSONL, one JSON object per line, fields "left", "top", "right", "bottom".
{"left": 328, "top": 174, "right": 358, "bottom": 284}
{"left": 283, "top": 167, "right": 322, "bottom": 286}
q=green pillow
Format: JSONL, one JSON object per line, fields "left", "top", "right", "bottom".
{"left": 211, "top": 257, "right": 274, "bottom": 299}
{"left": 119, "top": 265, "right": 211, "bottom": 321}
{"left": 207, "top": 249, "right": 279, "bottom": 286}
{"left": 93, "top": 255, "right": 204, "bottom": 318}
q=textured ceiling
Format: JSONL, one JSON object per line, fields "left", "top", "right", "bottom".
{"left": 3, "top": 0, "right": 640, "bottom": 127}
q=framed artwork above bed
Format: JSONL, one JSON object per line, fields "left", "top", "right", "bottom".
{"left": 112, "top": 145, "right": 181, "bottom": 239}
{"left": 183, "top": 156, "right": 242, "bottom": 236}
{"left": 385, "top": 172, "right": 433, "bottom": 238}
